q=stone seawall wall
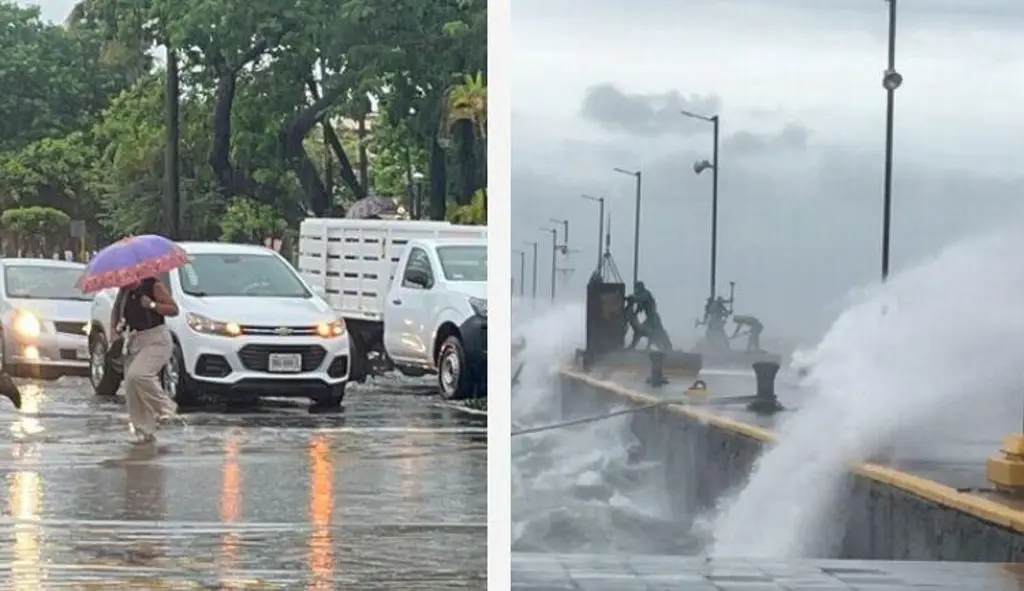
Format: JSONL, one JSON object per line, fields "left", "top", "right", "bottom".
{"left": 559, "top": 372, "right": 1024, "bottom": 562}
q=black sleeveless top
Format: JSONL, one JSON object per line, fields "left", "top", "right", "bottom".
{"left": 123, "top": 278, "right": 164, "bottom": 331}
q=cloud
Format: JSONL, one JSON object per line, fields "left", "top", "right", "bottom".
{"left": 724, "top": 123, "right": 811, "bottom": 156}
{"left": 513, "top": 0, "right": 1024, "bottom": 31}
{"left": 578, "top": 84, "right": 811, "bottom": 158}
{"left": 580, "top": 84, "right": 722, "bottom": 138}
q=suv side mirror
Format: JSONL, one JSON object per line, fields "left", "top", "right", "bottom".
{"left": 312, "top": 284, "right": 327, "bottom": 298}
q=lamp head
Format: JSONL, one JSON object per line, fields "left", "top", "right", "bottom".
{"left": 882, "top": 69, "right": 903, "bottom": 91}
{"left": 694, "top": 159, "right": 714, "bottom": 175}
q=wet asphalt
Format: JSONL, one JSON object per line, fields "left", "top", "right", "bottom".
{"left": 0, "top": 375, "right": 487, "bottom": 589}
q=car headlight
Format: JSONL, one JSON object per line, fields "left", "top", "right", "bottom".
{"left": 186, "top": 312, "right": 241, "bottom": 337}
{"left": 12, "top": 310, "right": 41, "bottom": 338}
{"left": 316, "top": 318, "right": 345, "bottom": 338}
{"left": 469, "top": 297, "right": 487, "bottom": 318}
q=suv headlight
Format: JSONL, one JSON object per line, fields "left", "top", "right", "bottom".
{"left": 186, "top": 312, "right": 241, "bottom": 337}
{"left": 12, "top": 310, "right": 41, "bottom": 338}
{"left": 316, "top": 318, "right": 345, "bottom": 338}
{"left": 469, "top": 297, "right": 487, "bottom": 318}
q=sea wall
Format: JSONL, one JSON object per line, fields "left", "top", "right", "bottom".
{"left": 559, "top": 370, "right": 1024, "bottom": 562}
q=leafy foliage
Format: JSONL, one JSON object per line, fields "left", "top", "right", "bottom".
{"left": 0, "top": 0, "right": 487, "bottom": 256}
{"left": 446, "top": 189, "right": 487, "bottom": 225}
{"left": 1, "top": 206, "right": 72, "bottom": 255}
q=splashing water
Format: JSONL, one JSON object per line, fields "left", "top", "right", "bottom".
{"left": 711, "top": 226, "right": 1024, "bottom": 558}
{"left": 511, "top": 300, "right": 699, "bottom": 554}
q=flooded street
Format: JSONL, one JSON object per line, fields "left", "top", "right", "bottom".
{"left": 0, "top": 377, "right": 487, "bottom": 589}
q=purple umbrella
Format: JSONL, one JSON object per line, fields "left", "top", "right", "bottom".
{"left": 76, "top": 234, "right": 190, "bottom": 293}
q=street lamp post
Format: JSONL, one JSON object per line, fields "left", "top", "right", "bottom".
{"left": 411, "top": 171, "right": 425, "bottom": 219}
{"left": 680, "top": 109, "right": 720, "bottom": 301}
{"left": 549, "top": 218, "right": 569, "bottom": 247}
{"left": 543, "top": 228, "right": 558, "bottom": 301}
{"left": 580, "top": 194, "right": 605, "bottom": 275}
{"left": 515, "top": 249, "right": 526, "bottom": 295}
{"left": 881, "top": 0, "right": 903, "bottom": 281}
{"left": 524, "top": 241, "right": 539, "bottom": 299}
{"left": 613, "top": 167, "right": 642, "bottom": 288}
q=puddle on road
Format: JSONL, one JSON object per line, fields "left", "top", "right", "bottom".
{"left": 0, "top": 377, "right": 487, "bottom": 588}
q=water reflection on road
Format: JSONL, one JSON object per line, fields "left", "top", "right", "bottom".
{"left": 0, "top": 377, "right": 487, "bottom": 588}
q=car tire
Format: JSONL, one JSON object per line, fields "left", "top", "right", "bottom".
{"left": 310, "top": 383, "right": 346, "bottom": 413}
{"left": 90, "top": 334, "right": 122, "bottom": 396}
{"left": 163, "top": 341, "right": 200, "bottom": 407}
{"left": 438, "top": 335, "right": 472, "bottom": 400}
{"left": 347, "top": 331, "right": 368, "bottom": 383}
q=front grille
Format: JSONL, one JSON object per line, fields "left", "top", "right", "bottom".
{"left": 54, "top": 321, "right": 87, "bottom": 335}
{"left": 195, "top": 354, "right": 231, "bottom": 377}
{"left": 240, "top": 325, "right": 317, "bottom": 337}
{"left": 237, "top": 344, "right": 327, "bottom": 373}
{"left": 327, "top": 355, "right": 349, "bottom": 378}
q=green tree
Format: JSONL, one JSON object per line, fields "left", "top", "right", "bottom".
{"left": 0, "top": 0, "right": 146, "bottom": 151}
{"left": 0, "top": 0, "right": 487, "bottom": 245}
{"left": 1, "top": 206, "right": 72, "bottom": 256}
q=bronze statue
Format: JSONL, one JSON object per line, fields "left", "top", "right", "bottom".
{"left": 624, "top": 281, "right": 672, "bottom": 351}
{"left": 730, "top": 314, "right": 764, "bottom": 352}
{"left": 698, "top": 295, "right": 732, "bottom": 351}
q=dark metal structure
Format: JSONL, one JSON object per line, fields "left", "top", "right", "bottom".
{"left": 881, "top": 0, "right": 903, "bottom": 281}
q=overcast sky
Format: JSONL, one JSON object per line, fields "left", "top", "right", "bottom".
{"left": 511, "top": 0, "right": 1024, "bottom": 346}
{"left": 28, "top": 0, "right": 72, "bottom": 22}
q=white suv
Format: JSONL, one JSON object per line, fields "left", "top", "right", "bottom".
{"left": 88, "top": 242, "right": 349, "bottom": 408}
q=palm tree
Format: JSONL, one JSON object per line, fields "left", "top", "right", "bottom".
{"left": 446, "top": 71, "right": 486, "bottom": 140}
{"left": 443, "top": 72, "right": 487, "bottom": 208}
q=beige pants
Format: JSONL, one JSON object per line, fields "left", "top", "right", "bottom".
{"left": 124, "top": 325, "right": 176, "bottom": 436}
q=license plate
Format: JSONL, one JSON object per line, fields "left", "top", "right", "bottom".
{"left": 268, "top": 353, "right": 302, "bottom": 373}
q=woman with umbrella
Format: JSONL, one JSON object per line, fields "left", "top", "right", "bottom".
{"left": 78, "top": 235, "right": 187, "bottom": 442}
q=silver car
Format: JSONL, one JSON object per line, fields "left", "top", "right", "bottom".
{"left": 0, "top": 259, "right": 92, "bottom": 378}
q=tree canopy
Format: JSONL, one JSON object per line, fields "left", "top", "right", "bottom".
{"left": 0, "top": 0, "right": 486, "bottom": 256}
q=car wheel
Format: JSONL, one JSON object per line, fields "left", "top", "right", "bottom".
{"left": 91, "top": 334, "right": 122, "bottom": 396}
{"left": 310, "top": 383, "right": 345, "bottom": 413}
{"left": 438, "top": 336, "right": 472, "bottom": 400}
{"left": 163, "top": 342, "right": 199, "bottom": 407}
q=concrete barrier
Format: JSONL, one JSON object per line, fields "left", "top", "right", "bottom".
{"left": 559, "top": 369, "right": 1024, "bottom": 562}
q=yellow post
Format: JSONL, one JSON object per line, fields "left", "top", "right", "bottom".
{"left": 986, "top": 434, "right": 1024, "bottom": 494}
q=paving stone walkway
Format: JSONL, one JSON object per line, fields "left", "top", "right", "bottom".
{"left": 512, "top": 553, "right": 1024, "bottom": 590}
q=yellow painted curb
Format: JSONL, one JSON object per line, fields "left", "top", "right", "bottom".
{"left": 560, "top": 369, "right": 1024, "bottom": 534}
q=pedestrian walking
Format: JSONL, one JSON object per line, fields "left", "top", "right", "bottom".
{"left": 75, "top": 234, "right": 190, "bottom": 442}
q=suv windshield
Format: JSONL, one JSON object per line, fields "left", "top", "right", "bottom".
{"left": 180, "top": 253, "right": 310, "bottom": 298}
{"left": 4, "top": 265, "right": 91, "bottom": 300}
{"left": 436, "top": 245, "right": 487, "bottom": 281}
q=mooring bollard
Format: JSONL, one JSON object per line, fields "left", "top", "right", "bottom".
{"left": 647, "top": 350, "right": 668, "bottom": 387}
{"left": 747, "top": 360, "right": 783, "bottom": 414}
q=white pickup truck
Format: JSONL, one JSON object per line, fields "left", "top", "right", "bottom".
{"left": 298, "top": 219, "right": 487, "bottom": 399}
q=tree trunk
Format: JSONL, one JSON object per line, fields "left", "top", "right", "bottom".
{"left": 164, "top": 46, "right": 180, "bottom": 239}
{"left": 428, "top": 137, "right": 447, "bottom": 220}
{"left": 281, "top": 128, "right": 330, "bottom": 216}
{"left": 209, "top": 73, "right": 298, "bottom": 218}
{"left": 281, "top": 81, "right": 353, "bottom": 216}
{"left": 455, "top": 119, "right": 476, "bottom": 205}
{"left": 305, "top": 79, "right": 364, "bottom": 200}
{"left": 357, "top": 115, "right": 369, "bottom": 191}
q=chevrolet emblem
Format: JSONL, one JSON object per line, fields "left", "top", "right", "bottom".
{"left": 274, "top": 327, "right": 293, "bottom": 336}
